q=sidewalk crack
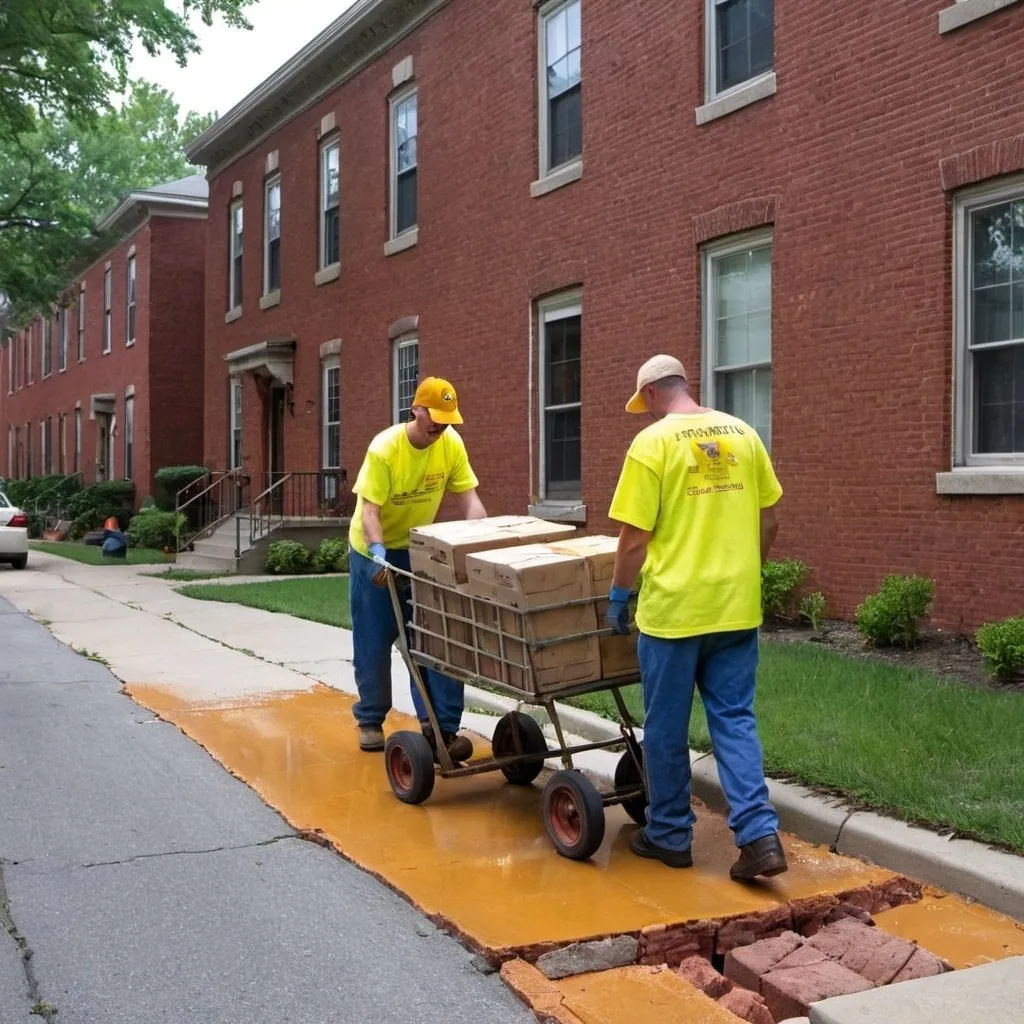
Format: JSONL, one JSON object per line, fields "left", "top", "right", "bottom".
{"left": 77, "top": 833, "right": 297, "bottom": 870}
{"left": 831, "top": 808, "right": 857, "bottom": 853}
{"left": 0, "top": 859, "right": 56, "bottom": 1019}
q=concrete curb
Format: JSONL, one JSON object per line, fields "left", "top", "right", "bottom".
{"left": 462, "top": 682, "right": 1024, "bottom": 921}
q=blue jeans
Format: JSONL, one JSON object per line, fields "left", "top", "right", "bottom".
{"left": 348, "top": 547, "right": 465, "bottom": 735}
{"left": 638, "top": 629, "right": 778, "bottom": 851}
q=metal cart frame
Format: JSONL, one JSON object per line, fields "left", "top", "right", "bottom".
{"left": 377, "top": 561, "right": 648, "bottom": 861}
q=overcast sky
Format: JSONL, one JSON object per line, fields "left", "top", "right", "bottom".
{"left": 127, "top": 0, "right": 358, "bottom": 120}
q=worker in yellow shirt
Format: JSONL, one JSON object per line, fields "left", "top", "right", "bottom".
{"left": 607, "top": 355, "right": 787, "bottom": 881}
{"left": 348, "top": 377, "right": 487, "bottom": 757}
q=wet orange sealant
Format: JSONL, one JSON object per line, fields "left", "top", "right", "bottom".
{"left": 126, "top": 681, "right": 898, "bottom": 955}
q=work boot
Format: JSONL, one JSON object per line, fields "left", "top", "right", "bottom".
{"left": 358, "top": 725, "right": 385, "bottom": 752}
{"left": 629, "top": 828, "right": 693, "bottom": 869}
{"left": 422, "top": 725, "right": 473, "bottom": 764}
{"left": 730, "top": 833, "right": 788, "bottom": 881}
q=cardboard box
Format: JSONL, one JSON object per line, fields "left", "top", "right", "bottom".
{"left": 410, "top": 575, "right": 478, "bottom": 673}
{"left": 465, "top": 544, "right": 601, "bottom": 695}
{"left": 409, "top": 516, "right": 577, "bottom": 587}
{"left": 546, "top": 535, "right": 639, "bottom": 679}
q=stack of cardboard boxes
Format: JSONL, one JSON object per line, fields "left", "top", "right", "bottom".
{"left": 408, "top": 517, "right": 638, "bottom": 698}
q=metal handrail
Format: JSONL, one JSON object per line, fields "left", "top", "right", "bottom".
{"left": 248, "top": 472, "right": 292, "bottom": 550}
{"left": 31, "top": 472, "right": 84, "bottom": 529}
{"left": 176, "top": 468, "right": 248, "bottom": 553}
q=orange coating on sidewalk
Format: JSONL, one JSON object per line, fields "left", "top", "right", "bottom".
{"left": 875, "top": 889, "right": 1024, "bottom": 968}
{"left": 126, "top": 681, "right": 897, "bottom": 954}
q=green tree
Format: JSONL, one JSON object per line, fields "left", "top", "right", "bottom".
{"left": 0, "top": 81, "right": 216, "bottom": 318}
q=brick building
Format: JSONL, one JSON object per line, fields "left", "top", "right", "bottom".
{"left": 185, "top": 0, "right": 1024, "bottom": 629}
{"left": 1, "top": 176, "right": 208, "bottom": 504}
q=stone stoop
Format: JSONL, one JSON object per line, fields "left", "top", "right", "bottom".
{"left": 176, "top": 515, "right": 249, "bottom": 573}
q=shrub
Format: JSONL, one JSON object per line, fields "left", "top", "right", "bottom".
{"left": 65, "top": 480, "right": 136, "bottom": 530}
{"left": 265, "top": 540, "right": 312, "bottom": 574}
{"left": 140, "top": 495, "right": 157, "bottom": 510}
{"left": 761, "top": 559, "right": 810, "bottom": 619}
{"left": 855, "top": 574, "right": 934, "bottom": 648}
{"left": 800, "top": 591, "right": 828, "bottom": 633}
{"left": 976, "top": 617, "right": 1024, "bottom": 679}
{"left": 155, "top": 465, "right": 210, "bottom": 511}
{"left": 126, "top": 509, "right": 186, "bottom": 550}
{"left": 312, "top": 538, "right": 349, "bottom": 574}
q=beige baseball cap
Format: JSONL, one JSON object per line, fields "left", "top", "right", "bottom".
{"left": 626, "top": 355, "right": 688, "bottom": 413}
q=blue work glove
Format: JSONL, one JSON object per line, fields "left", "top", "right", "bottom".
{"left": 607, "top": 586, "right": 631, "bottom": 635}
{"left": 368, "top": 542, "right": 387, "bottom": 566}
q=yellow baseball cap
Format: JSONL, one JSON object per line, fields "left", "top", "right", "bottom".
{"left": 413, "top": 376, "right": 464, "bottom": 424}
{"left": 626, "top": 354, "right": 688, "bottom": 413}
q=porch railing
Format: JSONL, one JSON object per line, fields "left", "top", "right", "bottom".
{"left": 243, "top": 469, "right": 354, "bottom": 555}
{"left": 32, "top": 472, "right": 85, "bottom": 533}
{"left": 176, "top": 469, "right": 250, "bottom": 553}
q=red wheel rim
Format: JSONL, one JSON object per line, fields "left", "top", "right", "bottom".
{"left": 549, "top": 787, "right": 583, "bottom": 847}
{"left": 389, "top": 746, "right": 413, "bottom": 793}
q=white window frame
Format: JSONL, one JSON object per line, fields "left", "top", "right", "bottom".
{"left": 229, "top": 377, "right": 243, "bottom": 470}
{"left": 952, "top": 177, "right": 1024, "bottom": 470}
{"left": 41, "top": 419, "right": 50, "bottom": 475}
{"left": 704, "top": 0, "right": 775, "bottom": 103}
{"left": 228, "top": 200, "right": 244, "bottom": 313}
{"left": 126, "top": 255, "right": 137, "bottom": 345}
{"left": 59, "top": 307, "right": 68, "bottom": 371}
{"left": 58, "top": 413, "right": 66, "bottom": 475}
{"left": 322, "top": 359, "right": 341, "bottom": 502}
{"left": 263, "top": 175, "right": 282, "bottom": 296}
{"left": 701, "top": 229, "right": 774, "bottom": 448}
{"left": 538, "top": 291, "right": 583, "bottom": 504}
{"left": 124, "top": 393, "right": 134, "bottom": 479}
{"left": 74, "top": 408, "right": 82, "bottom": 475}
{"left": 319, "top": 139, "right": 341, "bottom": 270}
{"left": 389, "top": 86, "right": 418, "bottom": 242}
{"left": 537, "top": 0, "right": 583, "bottom": 179}
{"left": 77, "top": 286, "right": 85, "bottom": 362}
{"left": 392, "top": 336, "right": 419, "bottom": 424}
{"left": 42, "top": 317, "right": 52, "bottom": 378}
{"left": 102, "top": 269, "right": 112, "bottom": 353}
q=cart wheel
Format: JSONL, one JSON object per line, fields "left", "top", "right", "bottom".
{"left": 491, "top": 712, "right": 548, "bottom": 786}
{"left": 614, "top": 744, "right": 648, "bottom": 826}
{"left": 384, "top": 731, "right": 436, "bottom": 805}
{"left": 542, "top": 770, "right": 606, "bottom": 861}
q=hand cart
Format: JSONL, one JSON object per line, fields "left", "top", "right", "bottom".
{"left": 376, "top": 560, "right": 648, "bottom": 862}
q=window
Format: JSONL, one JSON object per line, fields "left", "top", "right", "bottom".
{"left": 322, "top": 362, "right": 341, "bottom": 501}
{"left": 539, "top": 0, "right": 582, "bottom": 175}
{"left": 74, "top": 408, "right": 82, "bottom": 475}
{"left": 392, "top": 337, "right": 419, "bottom": 423}
{"left": 77, "top": 289, "right": 85, "bottom": 362}
{"left": 26, "top": 326, "right": 32, "bottom": 384}
{"left": 706, "top": 0, "right": 774, "bottom": 98}
{"left": 390, "top": 89, "right": 417, "bottom": 238}
{"left": 25, "top": 422, "right": 32, "bottom": 478}
{"left": 103, "top": 269, "right": 112, "bottom": 353}
{"left": 320, "top": 141, "right": 340, "bottom": 268}
{"left": 124, "top": 394, "right": 134, "bottom": 479}
{"left": 539, "top": 296, "right": 582, "bottom": 501}
{"left": 59, "top": 308, "right": 68, "bottom": 371}
{"left": 42, "top": 318, "right": 52, "bottom": 377}
{"left": 126, "top": 255, "right": 137, "bottom": 344}
{"left": 58, "top": 414, "right": 66, "bottom": 474}
{"left": 229, "top": 200, "right": 244, "bottom": 311}
{"left": 702, "top": 233, "right": 773, "bottom": 447}
{"left": 264, "top": 177, "right": 281, "bottom": 294}
{"left": 954, "top": 185, "right": 1024, "bottom": 465}
{"left": 229, "top": 378, "right": 243, "bottom": 469}
{"left": 42, "top": 418, "right": 52, "bottom": 475}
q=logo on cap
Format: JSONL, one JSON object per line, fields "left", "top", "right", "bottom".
{"left": 441, "top": 389, "right": 454, "bottom": 404}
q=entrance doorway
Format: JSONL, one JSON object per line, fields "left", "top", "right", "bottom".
{"left": 96, "top": 414, "right": 114, "bottom": 482}
{"left": 268, "top": 385, "right": 286, "bottom": 515}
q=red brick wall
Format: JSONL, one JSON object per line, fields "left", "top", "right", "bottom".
{"left": 200, "top": 0, "right": 1024, "bottom": 630}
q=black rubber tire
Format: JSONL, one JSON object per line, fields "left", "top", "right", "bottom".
{"left": 614, "top": 744, "right": 647, "bottom": 826}
{"left": 384, "top": 731, "right": 436, "bottom": 805}
{"left": 10, "top": 555, "right": 27, "bottom": 571}
{"left": 542, "top": 770, "right": 606, "bottom": 861}
{"left": 491, "top": 712, "right": 548, "bottom": 786}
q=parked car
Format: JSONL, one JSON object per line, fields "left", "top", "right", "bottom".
{"left": 0, "top": 491, "right": 29, "bottom": 570}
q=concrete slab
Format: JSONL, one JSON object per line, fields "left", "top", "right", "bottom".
{"left": 0, "top": 927, "right": 28, "bottom": 1013}
{"left": 809, "top": 955, "right": 1024, "bottom": 1024}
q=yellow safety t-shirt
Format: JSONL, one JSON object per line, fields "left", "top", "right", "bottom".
{"left": 349, "top": 425, "right": 479, "bottom": 556}
{"left": 608, "top": 411, "right": 782, "bottom": 639}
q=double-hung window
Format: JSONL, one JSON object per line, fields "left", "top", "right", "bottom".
{"left": 126, "top": 255, "right": 137, "bottom": 344}
{"left": 42, "top": 318, "right": 52, "bottom": 377}
{"left": 322, "top": 361, "right": 341, "bottom": 501}
{"left": 390, "top": 89, "right": 417, "bottom": 239}
{"left": 264, "top": 177, "right": 281, "bottom": 295}
{"left": 539, "top": 0, "right": 582, "bottom": 176}
{"left": 102, "top": 269, "right": 112, "bottom": 353}
{"left": 706, "top": 0, "right": 774, "bottom": 99}
{"left": 59, "top": 308, "right": 68, "bottom": 371}
{"left": 228, "top": 201, "right": 244, "bottom": 312}
{"left": 702, "top": 232, "right": 773, "bottom": 447}
{"left": 539, "top": 295, "right": 582, "bottom": 501}
{"left": 392, "top": 337, "right": 419, "bottom": 424}
{"left": 58, "top": 414, "right": 66, "bottom": 474}
{"left": 77, "top": 287, "right": 85, "bottom": 362}
{"left": 229, "top": 379, "right": 243, "bottom": 470}
{"left": 320, "top": 141, "right": 340, "bottom": 269}
{"left": 953, "top": 184, "right": 1024, "bottom": 467}
{"left": 74, "top": 409, "right": 82, "bottom": 475}
{"left": 124, "top": 393, "right": 134, "bottom": 479}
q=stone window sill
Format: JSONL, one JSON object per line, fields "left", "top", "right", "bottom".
{"left": 939, "top": 0, "right": 1022, "bottom": 34}
{"left": 126, "top": 340, "right": 135, "bottom": 348}
{"left": 528, "top": 500, "right": 587, "bottom": 524}
{"left": 696, "top": 71, "right": 777, "bottom": 126}
{"left": 225, "top": 307, "right": 242, "bottom": 324}
{"left": 259, "top": 290, "right": 281, "bottom": 309}
{"left": 384, "top": 229, "right": 418, "bottom": 257}
{"left": 935, "top": 469, "right": 1024, "bottom": 495}
{"left": 314, "top": 265, "right": 340, "bottom": 287}
{"left": 530, "top": 159, "right": 583, "bottom": 198}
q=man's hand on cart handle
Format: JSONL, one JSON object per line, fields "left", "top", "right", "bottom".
{"left": 369, "top": 543, "right": 389, "bottom": 587}
{"left": 607, "top": 586, "right": 631, "bottom": 635}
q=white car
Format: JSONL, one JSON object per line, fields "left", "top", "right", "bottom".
{"left": 0, "top": 491, "right": 29, "bottom": 570}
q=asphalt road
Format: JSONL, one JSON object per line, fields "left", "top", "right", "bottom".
{"left": 0, "top": 596, "right": 532, "bottom": 1023}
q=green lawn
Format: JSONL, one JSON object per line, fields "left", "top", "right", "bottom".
{"left": 142, "top": 569, "right": 231, "bottom": 582}
{"left": 30, "top": 541, "right": 171, "bottom": 566}
{"left": 178, "top": 576, "right": 351, "bottom": 628}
